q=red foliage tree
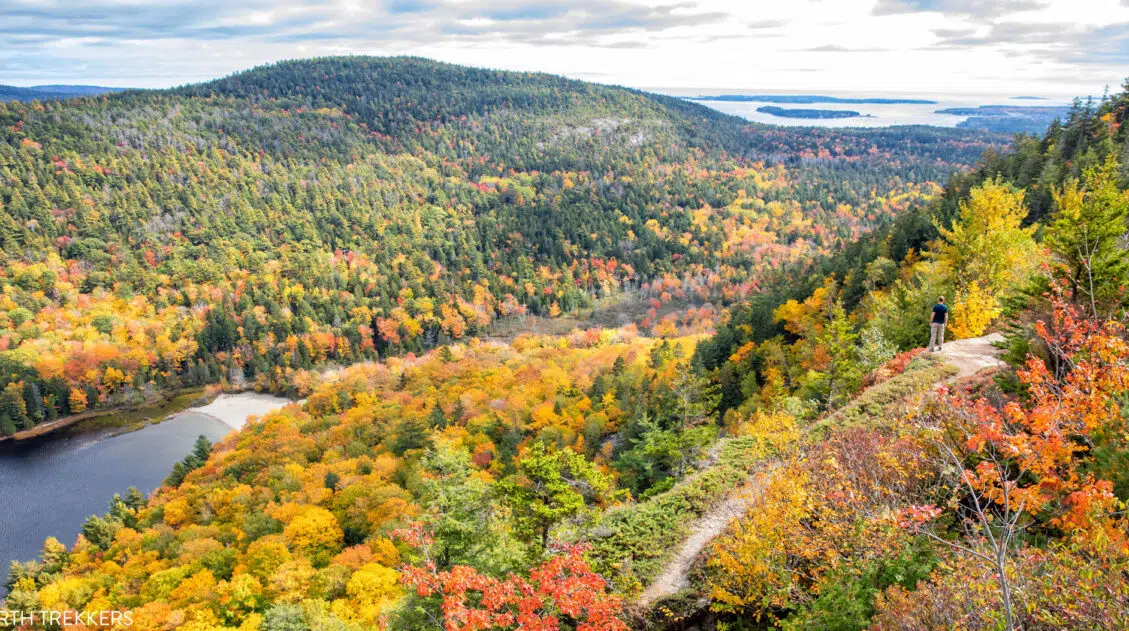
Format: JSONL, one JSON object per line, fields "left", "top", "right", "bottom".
{"left": 400, "top": 544, "right": 628, "bottom": 631}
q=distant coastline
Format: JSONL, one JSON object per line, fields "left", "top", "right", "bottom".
{"left": 692, "top": 94, "right": 937, "bottom": 105}
{"left": 935, "top": 104, "right": 1069, "bottom": 134}
{"left": 934, "top": 105, "right": 1067, "bottom": 116}
{"left": 756, "top": 105, "right": 866, "bottom": 119}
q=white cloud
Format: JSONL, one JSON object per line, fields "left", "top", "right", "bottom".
{"left": 0, "top": 0, "right": 1125, "bottom": 97}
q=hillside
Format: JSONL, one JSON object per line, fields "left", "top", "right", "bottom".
{"left": 0, "top": 56, "right": 998, "bottom": 435}
{"left": 681, "top": 82, "right": 1129, "bottom": 629}
{"left": 2, "top": 60, "right": 1128, "bottom": 631}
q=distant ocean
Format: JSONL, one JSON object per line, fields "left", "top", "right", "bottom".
{"left": 652, "top": 88, "right": 1077, "bottom": 129}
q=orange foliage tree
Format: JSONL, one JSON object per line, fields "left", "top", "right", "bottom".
{"left": 905, "top": 282, "right": 1129, "bottom": 630}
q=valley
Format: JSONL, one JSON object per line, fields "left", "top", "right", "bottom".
{"left": 1, "top": 56, "right": 1128, "bottom": 631}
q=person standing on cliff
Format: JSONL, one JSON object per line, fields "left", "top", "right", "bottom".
{"left": 929, "top": 296, "right": 948, "bottom": 352}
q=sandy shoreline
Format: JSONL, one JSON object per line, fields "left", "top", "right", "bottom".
{"left": 190, "top": 392, "right": 295, "bottom": 430}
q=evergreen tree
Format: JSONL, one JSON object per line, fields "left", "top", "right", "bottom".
{"left": 811, "top": 301, "right": 862, "bottom": 409}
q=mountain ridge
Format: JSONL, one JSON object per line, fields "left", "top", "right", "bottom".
{"left": 0, "top": 84, "right": 123, "bottom": 101}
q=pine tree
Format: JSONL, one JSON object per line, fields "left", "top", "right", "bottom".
{"left": 191, "top": 435, "right": 213, "bottom": 463}
{"left": 391, "top": 417, "right": 432, "bottom": 456}
{"left": 428, "top": 404, "right": 447, "bottom": 429}
{"left": 812, "top": 301, "right": 862, "bottom": 409}
{"left": 0, "top": 383, "right": 30, "bottom": 430}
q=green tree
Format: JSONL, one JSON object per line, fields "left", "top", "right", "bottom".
{"left": 671, "top": 370, "right": 722, "bottom": 428}
{"left": 0, "top": 382, "right": 30, "bottom": 431}
{"left": 857, "top": 324, "right": 897, "bottom": 374}
{"left": 390, "top": 417, "right": 432, "bottom": 456}
{"left": 809, "top": 301, "right": 862, "bottom": 409}
{"left": 496, "top": 442, "right": 611, "bottom": 555}
{"left": 427, "top": 404, "right": 447, "bottom": 429}
{"left": 165, "top": 435, "right": 212, "bottom": 487}
{"left": 417, "top": 445, "right": 515, "bottom": 571}
{"left": 615, "top": 411, "right": 716, "bottom": 496}
{"left": 190, "top": 434, "right": 213, "bottom": 464}
{"left": 80, "top": 514, "right": 120, "bottom": 550}
{"left": 1046, "top": 156, "right": 1129, "bottom": 317}
{"left": 261, "top": 604, "right": 310, "bottom": 631}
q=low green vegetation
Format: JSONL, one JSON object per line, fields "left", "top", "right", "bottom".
{"left": 68, "top": 389, "right": 209, "bottom": 435}
{"left": 812, "top": 355, "right": 957, "bottom": 436}
{"left": 587, "top": 434, "right": 789, "bottom": 593}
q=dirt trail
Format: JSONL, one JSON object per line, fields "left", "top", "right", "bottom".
{"left": 634, "top": 333, "right": 1006, "bottom": 607}
{"left": 936, "top": 332, "right": 1005, "bottom": 379}
{"left": 636, "top": 466, "right": 776, "bottom": 607}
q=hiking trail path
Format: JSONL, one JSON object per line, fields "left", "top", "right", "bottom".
{"left": 635, "top": 333, "right": 1006, "bottom": 607}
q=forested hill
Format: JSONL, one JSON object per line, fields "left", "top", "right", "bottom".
{"left": 14, "top": 59, "right": 1129, "bottom": 631}
{"left": 0, "top": 56, "right": 999, "bottom": 434}
{"left": 164, "top": 57, "right": 982, "bottom": 168}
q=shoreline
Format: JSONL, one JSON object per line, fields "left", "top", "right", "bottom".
{"left": 0, "top": 389, "right": 294, "bottom": 445}
{"left": 0, "top": 388, "right": 211, "bottom": 444}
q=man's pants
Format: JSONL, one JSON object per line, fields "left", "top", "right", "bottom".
{"left": 930, "top": 322, "right": 946, "bottom": 350}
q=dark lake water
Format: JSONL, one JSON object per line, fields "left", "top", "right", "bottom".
{"left": 0, "top": 412, "right": 232, "bottom": 577}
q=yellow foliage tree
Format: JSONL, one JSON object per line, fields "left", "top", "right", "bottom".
{"left": 68, "top": 387, "right": 88, "bottom": 413}
{"left": 37, "top": 576, "right": 94, "bottom": 611}
{"left": 216, "top": 574, "right": 264, "bottom": 624}
{"left": 708, "top": 469, "right": 813, "bottom": 615}
{"left": 728, "top": 409, "right": 800, "bottom": 456}
{"left": 282, "top": 507, "right": 344, "bottom": 557}
{"left": 269, "top": 559, "right": 316, "bottom": 603}
{"left": 370, "top": 537, "right": 400, "bottom": 567}
{"left": 948, "top": 281, "right": 1001, "bottom": 339}
{"left": 933, "top": 178, "right": 1038, "bottom": 296}
{"left": 103, "top": 366, "right": 128, "bottom": 391}
{"left": 169, "top": 569, "right": 218, "bottom": 606}
{"left": 242, "top": 536, "right": 292, "bottom": 583}
{"left": 333, "top": 563, "right": 402, "bottom": 625}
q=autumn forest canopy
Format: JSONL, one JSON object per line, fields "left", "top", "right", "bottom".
{"left": 0, "top": 56, "right": 999, "bottom": 432}
{"left": 3, "top": 57, "right": 1129, "bottom": 631}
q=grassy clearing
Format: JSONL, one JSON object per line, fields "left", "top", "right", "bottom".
{"left": 811, "top": 357, "right": 957, "bottom": 437}
{"left": 56, "top": 389, "right": 211, "bottom": 437}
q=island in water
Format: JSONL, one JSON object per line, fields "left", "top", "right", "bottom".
{"left": 693, "top": 94, "right": 937, "bottom": 104}
{"left": 756, "top": 105, "right": 866, "bottom": 119}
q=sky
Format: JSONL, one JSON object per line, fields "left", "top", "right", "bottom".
{"left": 2, "top": 0, "right": 1128, "bottom": 97}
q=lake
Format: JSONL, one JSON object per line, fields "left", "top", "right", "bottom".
{"left": 0, "top": 393, "right": 292, "bottom": 581}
